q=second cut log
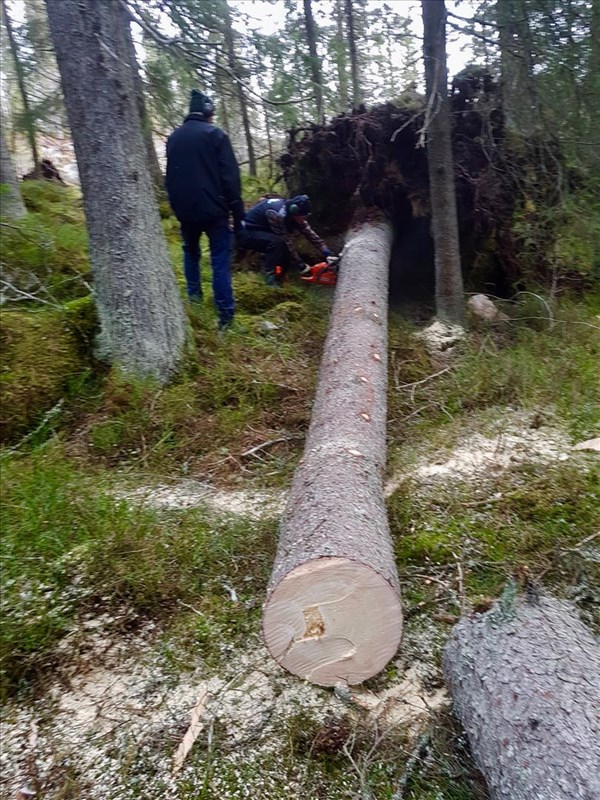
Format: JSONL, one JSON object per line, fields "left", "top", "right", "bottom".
{"left": 443, "top": 594, "right": 600, "bottom": 800}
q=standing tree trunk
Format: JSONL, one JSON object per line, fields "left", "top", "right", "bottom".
{"left": 1, "top": 0, "right": 41, "bottom": 175}
{"left": 422, "top": 0, "right": 464, "bottom": 325}
{"left": 334, "top": 0, "right": 349, "bottom": 110}
{"left": 303, "top": 0, "right": 324, "bottom": 122}
{"left": 262, "top": 220, "right": 403, "bottom": 687}
{"left": 586, "top": 0, "right": 600, "bottom": 142}
{"left": 222, "top": 0, "right": 256, "bottom": 176}
{"left": 444, "top": 594, "right": 600, "bottom": 799}
{"left": 496, "top": 0, "right": 540, "bottom": 136}
{"left": 46, "top": 0, "right": 188, "bottom": 383}
{"left": 333, "top": 0, "right": 349, "bottom": 111}
{"left": 122, "top": 6, "right": 165, "bottom": 202}
{"left": 0, "top": 121, "right": 27, "bottom": 218}
{"left": 345, "top": 0, "right": 361, "bottom": 108}
{"left": 215, "top": 61, "right": 231, "bottom": 136}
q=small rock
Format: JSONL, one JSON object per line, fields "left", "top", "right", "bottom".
{"left": 261, "top": 320, "right": 280, "bottom": 332}
{"left": 467, "top": 293, "right": 509, "bottom": 323}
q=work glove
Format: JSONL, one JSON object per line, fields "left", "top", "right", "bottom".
{"left": 297, "top": 262, "right": 311, "bottom": 276}
{"left": 321, "top": 246, "right": 331, "bottom": 258}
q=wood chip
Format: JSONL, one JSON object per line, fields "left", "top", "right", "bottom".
{"left": 172, "top": 686, "right": 209, "bottom": 774}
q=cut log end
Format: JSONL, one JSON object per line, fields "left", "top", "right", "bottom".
{"left": 263, "top": 557, "right": 403, "bottom": 686}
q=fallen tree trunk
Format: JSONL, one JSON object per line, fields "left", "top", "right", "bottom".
{"left": 262, "top": 219, "right": 402, "bottom": 687}
{"left": 443, "top": 594, "right": 600, "bottom": 800}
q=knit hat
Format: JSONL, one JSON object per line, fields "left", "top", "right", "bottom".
{"left": 189, "top": 89, "right": 215, "bottom": 117}
{"left": 286, "top": 195, "right": 311, "bottom": 216}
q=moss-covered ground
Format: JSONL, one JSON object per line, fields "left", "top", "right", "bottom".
{"left": 1, "top": 181, "right": 599, "bottom": 799}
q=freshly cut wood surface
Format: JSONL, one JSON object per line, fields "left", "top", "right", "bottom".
{"left": 262, "top": 221, "right": 402, "bottom": 686}
{"left": 444, "top": 595, "right": 600, "bottom": 800}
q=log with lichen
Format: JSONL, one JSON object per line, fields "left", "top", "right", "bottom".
{"left": 262, "top": 218, "right": 403, "bottom": 687}
{"left": 443, "top": 593, "right": 600, "bottom": 800}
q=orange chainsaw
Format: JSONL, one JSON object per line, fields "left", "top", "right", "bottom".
{"left": 300, "top": 256, "right": 341, "bottom": 287}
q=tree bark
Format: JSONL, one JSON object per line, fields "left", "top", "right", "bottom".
{"left": 444, "top": 595, "right": 600, "bottom": 800}
{"left": 46, "top": 0, "right": 188, "bottom": 383}
{"left": 222, "top": 0, "right": 256, "bottom": 176}
{"left": 587, "top": 0, "right": 600, "bottom": 138}
{"left": 422, "top": 0, "right": 464, "bottom": 325}
{"left": 345, "top": 0, "right": 361, "bottom": 108}
{"left": 334, "top": 0, "right": 349, "bottom": 110}
{"left": 262, "top": 221, "right": 402, "bottom": 687}
{"left": 0, "top": 120, "right": 27, "bottom": 218}
{"left": 303, "top": 0, "right": 324, "bottom": 122}
{"left": 122, "top": 6, "right": 165, "bottom": 202}
{"left": 215, "top": 61, "right": 232, "bottom": 137}
{"left": 1, "top": 0, "right": 41, "bottom": 174}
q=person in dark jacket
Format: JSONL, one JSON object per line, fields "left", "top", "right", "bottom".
{"left": 166, "top": 89, "right": 244, "bottom": 329}
{"left": 238, "top": 195, "right": 332, "bottom": 286}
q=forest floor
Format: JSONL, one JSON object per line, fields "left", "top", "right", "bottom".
{"left": 1, "top": 405, "right": 598, "bottom": 800}
{"left": 1, "top": 181, "right": 599, "bottom": 799}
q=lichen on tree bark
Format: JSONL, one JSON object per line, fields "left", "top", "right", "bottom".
{"left": 444, "top": 595, "right": 600, "bottom": 800}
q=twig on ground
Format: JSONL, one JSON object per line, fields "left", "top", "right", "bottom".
{"left": 391, "top": 731, "right": 432, "bottom": 799}
{"left": 396, "top": 366, "right": 453, "bottom": 403}
{"left": 452, "top": 551, "right": 471, "bottom": 614}
{"left": 172, "top": 686, "right": 209, "bottom": 774}
{"left": 176, "top": 599, "right": 204, "bottom": 617}
{"left": 240, "top": 434, "right": 301, "bottom": 458}
{"left": 0, "top": 277, "right": 63, "bottom": 308}
{"left": 222, "top": 583, "right": 238, "bottom": 603}
{"left": 1, "top": 399, "right": 64, "bottom": 458}
{"left": 396, "top": 367, "right": 452, "bottom": 391}
{"left": 563, "top": 531, "right": 599, "bottom": 552}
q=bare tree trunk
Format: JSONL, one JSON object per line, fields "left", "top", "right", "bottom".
{"left": 444, "top": 595, "right": 600, "bottom": 800}
{"left": 215, "top": 62, "right": 231, "bottom": 136}
{"left": 0, "top": 120, "right": 27, "bottom": 218}
{"left": 334, "top": 0, "right": 349, "bottom": 110}
{"left": 263, "top": 101, "right": 273, "bottom": 177}
{"left": 303, "top": 0, "right": 324, "bottom": 122}
{"left": 345, "top": 0, "right": 361, "bottom": 108}
{"left": 262, "top": 220, "right": 402, "bottom": 687}
{"left": 586, "top": 0, "right": 600, "bottom": 135}
{"left": 24, "top": 0, "right": 64, "bottom": 136}
{"left": 222, "top": 0, "right": 255, "bottom": 176}
{"left": 1, "top": 0, "right": 40, "bottom": 174}
{"left": 46, "top": 0, "right": 188, "bottom": 383}
{"left": 496, "top": 0, "right": 540, "bottom": 136}
{"left": 422, "top": 0, "right": 464, "bottom": 325}
{"left": 122, "top": 6, "right": 165, "bottom": 202}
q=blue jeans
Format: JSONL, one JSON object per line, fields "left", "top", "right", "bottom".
{"left": 180, "top": 218, "right": 234, "bottom": 326}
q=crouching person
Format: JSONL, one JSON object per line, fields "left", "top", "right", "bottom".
{"left": 238, "top": 195, "right": 331, "bottom": 286}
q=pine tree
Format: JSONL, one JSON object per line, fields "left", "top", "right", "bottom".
{"left": 46, "top": 0, "right": 189, "bottom": 383}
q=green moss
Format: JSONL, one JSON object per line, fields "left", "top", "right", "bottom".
{"left": 0, "top": 446, "right": 278, "bottom": 697}
{"left": 233, "top": 272, "right": 302, "bottom": 314}
{"left": 21, "top": 179, "right": 83, "bottom": 219}
{"left": 389, "top": 462, "right": 599, "bottom": 604}
{"left": 0, "top": 303, "right": 96, "bottom": 443}
{"left": 2, "top": 181, "right": 89, "bottom": 302}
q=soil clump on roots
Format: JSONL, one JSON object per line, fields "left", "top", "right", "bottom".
{"left": 280, "top": 70, "right": 560, "bottom": 304}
